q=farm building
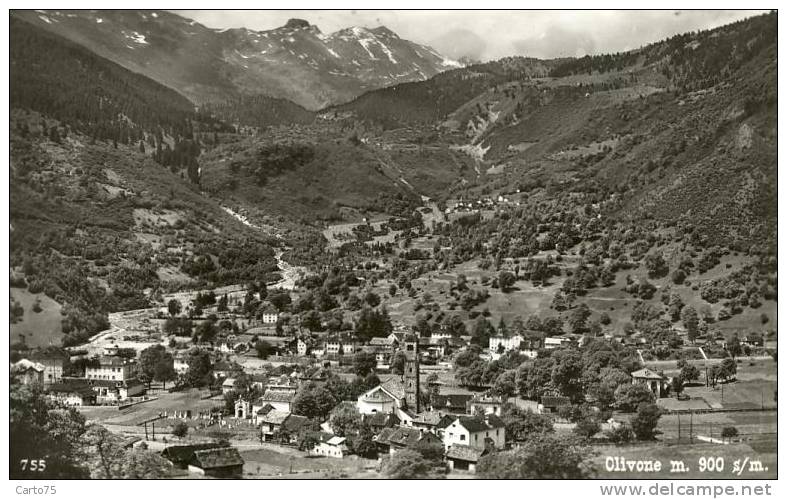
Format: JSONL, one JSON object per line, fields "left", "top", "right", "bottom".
{"left": 445, "top": 444, "right": 488, "bottom": 472}
{"left": 631, "top": 368, "right": 667, "bottom": 398}
{"left": 188, "top": 447, "right": 244, "bottom": 478}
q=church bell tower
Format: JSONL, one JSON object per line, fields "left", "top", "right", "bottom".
{"left": 403, "top": 333, "right": 420, "bottom": 413}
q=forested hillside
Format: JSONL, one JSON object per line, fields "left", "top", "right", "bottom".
{"left": 10, "top": 18, "right": 232, "bottom": 173}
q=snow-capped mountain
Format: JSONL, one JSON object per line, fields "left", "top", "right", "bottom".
{"left": 13, "top": 10, "right": 462, "bottom": 109}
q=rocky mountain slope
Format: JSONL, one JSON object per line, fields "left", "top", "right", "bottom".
{"left": 12, "top": 10, "right": 461, "bottom": 109}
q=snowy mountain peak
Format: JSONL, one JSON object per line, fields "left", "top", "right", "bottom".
{"left": 13, "top": 9, "right": 464, "bottom": 110}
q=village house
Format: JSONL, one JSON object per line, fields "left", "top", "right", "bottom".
{"left": 259, "top": 409, "right": 290, "bottom": 441}
{"left": 46, "top": 381, "right": 96, "bottom": 406}
{"left": 222, "top": 377, "right": 237, "bottom": 395}
{"left": 375, "top": 426, "right": 443, "bottom": 456}
{"left": 212, "top": 360, "right": 242, "bottom": 379}
{"left": 544, "top": 336, "right": 573, "bottom": 349}
{"left": 11, "top": 359, "right": 45, "bottom": 385}
{"left": 489, "top": 334, "right": 524, "bottom": 353}
{"left": 85, "top": 356, "right": 137, "bottom": 382}
{"left": 631, "top": 368, "right": 667, "bottom": 398}
{"left": 421, "top": 337, "right": 448, "bottom": 360}
{"left": 445, "top": 445, "right": 489, "bottom": 473}
{"left": 363, "top": 412, "right": 401, "bottom": 433}
{"left": 280, "top": 414, "right": 310, "bottom": 444}
{"left": 313, "top": 434, "right": 349, "bottom": 458}
{"left": 468, "top": 395, "right": 505, "bottom": 416}
{"left": 442, "top": 414, "right": 506, "bottom": 450}
{"left": 30, "top": 350, "right": 69, "bottom": 384}
{"left": 259, "top": 388, "right": 296, "bottom": 413}
{"left": 173, "top": 355, "right": 190, "bottom": 376}
{"left": 297, "top": 338, "right": 309, "bottom": 356}
{"left": 429, "top": 393, "right": 474, "bottom": 415}
{"left": 260, "top": 306, "right": 279, "bottom": 325}
{"left": 409, "top": 411, "right": 457, "bottom": 437}
{"left": 161, "top": 443, "right": 225, "bottom": 469}
{"left": 89, "top": 378, "right": 146, "bottom": 403}
{"left": 188, "top": 447, "right": 244, "bottom": 478}
{"left": 325, "top": 337, "right": 357, "bottom": 356}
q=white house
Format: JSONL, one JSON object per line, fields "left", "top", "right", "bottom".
{"left": 222, "top": 378, "right": 237, "bottom": 395}
{"left": 443, "top": 415, "right": 506, "bottom": 451}
{"left": 313, "top": 436, "right": 348, "bottom": 458}
{"left": 261, "top": 307, "right": 279, "bottom": 324}
{"left": 544, "top": 337, "right": 572, "bottom": 349}
{"left": 174, "top": 357, "right": 189, "bottom": 375}
{"left": 85, "top": 357, "right": 137, "bottom": 382}
{"left": 489, "top": 334, "right": 523, "bottom": 353}
{"left": 297, "top": 339, "right": 309, "bottom": 356}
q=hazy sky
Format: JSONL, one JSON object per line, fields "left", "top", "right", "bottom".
{"left": 174, "top": 10, "right": 766, "bottom": 61}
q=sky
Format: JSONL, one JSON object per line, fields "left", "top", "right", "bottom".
{"left": 174, "top": 10, "right": 766, "bottom": 61}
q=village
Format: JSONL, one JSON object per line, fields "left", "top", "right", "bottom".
{"left": 9, "top": 182, "right": 779, "bottom": 479}
{"left": 10, "top": 269, "right": 777, "bottom": 478}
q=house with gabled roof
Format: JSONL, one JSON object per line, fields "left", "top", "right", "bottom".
{"left": 409, "top": 411, "right": 457, "bottom": 437}
{"left": 429, "top": 393, "right": 474, "bottom": 414}
{"left": 46, "top": 381, "right": 96, "bottom": 406}
{"left": 11, "top": 359, "right": 45, "bottom": 385}
{"left": 259, "top": 409, "right": 291, "bottom": 441}
{"left": 443, "top": 414, "right": 506, "bottom": 450}
{"left": 445, "top": 444, "right": 488, "bottom": 473}
{"left": 631, "top": 368, "right": 666, "bottom": 398}
{"left": 313, "top": 434, "right": 349, "bottom": 458}
{"left": 363, "top": 412, "right": 400, "bottom": 432}
{"left": 375, "top": 426, "right": 443, "bottom": 456}
{"left": 188, "top": 447, "right": 244, "bottom": 478}
{"left": 468, "top": 394, "right": 505, "bottom": 416}
{"left": 259, "top": 388, "right": 296, "bottom": 412}
{"left": 161, "top": 443, "right": 225, "bottom": 469}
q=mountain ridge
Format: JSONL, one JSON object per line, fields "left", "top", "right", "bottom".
{"left": 13, "top": 9, "right": 462, "bottom": 110}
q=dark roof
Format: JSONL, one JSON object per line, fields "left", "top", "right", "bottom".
{"left": 260, "top": 409, "right": 290, "bottom": 425}
{"left": 191, "top": 447, "right": 244, "bottom": 469}
{"left": 376, "top": 427, "right": 441, "bottom": 448}
{"left": 47, "top": 382, "right": 94, "bottom": 397}
{"left": 446, "top": 445, "right": 487, "bottom": 462}
{"left": 485, "top": 414, "right": 506, "bottom": 429}
{"left": 437, "top": 414, "right": 457, "bottom": 429}
{"left": 262, "top": 390, "right": 296, "bottom": 403}
{"left": 162, "top": 443, "right": 225, "bottom": 466}
{"left": 282, "top": 414, "right": 310, "bottom": 433}
{"left": 541, "top": 396, "right": 571, "bottom": 408}
{"left": 254, "top": 403, "right": 275, "bottom": 415}
{"left": 456, "top": 414, "right": 506, "bottom": 433}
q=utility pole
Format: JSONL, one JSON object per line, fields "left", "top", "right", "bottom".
{"left": 677, "top": 413, "right": 681, "bottom": 443}
{"left": 689, "top": 411, "right": 693, "bottom": 443}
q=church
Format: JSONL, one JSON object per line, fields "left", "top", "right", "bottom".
{"left": 357, "top": 334, "right": 420, "bottom": 416}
